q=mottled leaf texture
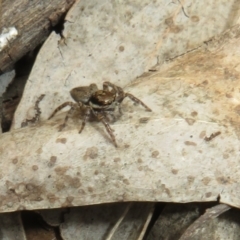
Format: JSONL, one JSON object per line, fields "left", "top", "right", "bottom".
{"left": 0, "top": 24, "right": 240, "bottom": 212}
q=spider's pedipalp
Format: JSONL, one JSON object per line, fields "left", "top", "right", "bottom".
{"left": 103, "top": 81, "right": 123, "bottom": 96}
{"left": 102, "top": 81, "right": 112, "bottom": 91}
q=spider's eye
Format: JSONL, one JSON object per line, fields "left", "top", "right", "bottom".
{"left": 90, "top": 90, "right": 115, "bottom": 106}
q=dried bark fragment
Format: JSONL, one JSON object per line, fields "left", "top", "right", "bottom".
{"left": 0, "top": 0, "right": 75, "bottom": 72}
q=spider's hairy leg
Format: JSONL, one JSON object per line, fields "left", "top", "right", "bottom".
{"left": 125, "top": 93, "right": 152, "bottom": 112}
{"left": 58, "top": 103, "right": 77, "bottom": 131}
{"left": 95, "top": 111, "right": 117, "bottom": 147}
{"left": 48, "top": 102, "right": 76, "bottom": 120}
{"left": 79, "top": 107, "right": 91, "bottom": 134}
{"left": 118, "top": 103, "right": 123, "bottom": 115}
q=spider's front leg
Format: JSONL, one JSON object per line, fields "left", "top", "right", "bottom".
{"left": 125, "top": 93, "right": 152, "bottom": 112}
{"left": 48, "top": 102, "right": 77, "bottom": 131}
{"left": 103, "top": 81, "right": 152, "bottom": 112}
{"left": 93, "top": 110, "right": 117, "bottom": 147}
{"left": 79, "top": 106, "right": 91, "bottom": 134}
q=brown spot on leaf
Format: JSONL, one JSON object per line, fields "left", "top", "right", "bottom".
{"left": 114, "top": 157, "right": 121, "bottom": 162}
{"left": 83, "top": 147, "right": 98, "bottom": 160}
{"left": 64, "top": 176, "right": 81, "bottom": 188}
{"left": 151, "top": 150, "right": 159, "bottom": 158}
{"left": 66, "top": 196, "right": 74, "bottom": 203}
{"left": 100, "top": 162, "right": 105, "bottom": 167}
{"left": 12, "top": 158, "right": 18, "bottom": 164}
{"left": 187, "top": 175, "right": 195, "bottom": 184}
{"left": 138, "top": 166, "right": 143, "bottom": 171}
{"left": 139, "top": 117, "right": 150, "bottom": 123}
{"left": 55, "top": 182, "right": 66, "bottom": 191}
{"left": 26, "top": 184, "right": 35, "bottom": 191}
{"left": 165, "top": 188, "right": 171, "bottom": 197}
{"left": 171, "top": 169, "right": 179, "bottom": 175}
{"left": 138, "top": 158, "right": 143, "bottom": 163}
{"left": 191, "top": 15, "right": 199, "bottom": 22}
{"left": 119, "top": 46, "right": 125, "bottom": 52}
{"left": 202, "top": 177, "right": 211, "bottom": 185}
{"left": 54, "top": 166, "right": 69, "bottom": 175}
{"left": 88, "top": 186, "right": 94, "bottom": 192}
{"left": 165, "top": 17, "right": 174, "bottom": 26}
{"left": 191, "top": 111, "right": 198, "bottom": 117}
{"left": 123, "top": 179, "right": 130, "bottom": 185}
{"left": 47, "top": 194, "right": 58, "bottom": 203}
{"left": 201, "top": 80, "right": 208, "bottom": 85}
{"left": 56, "top": 138, "right": 67, "bottom": 144}
{"left": 199, "top": 131, "right": 206, "bottom": 139}
{"left": 184, "top": 141, "right": 197, "bottom": 146}
{"left": 223, "top": 153, "right": 229, "bottom": 159}
{"left": 32, "top": 165, "right": 38, "bottom": 171}
{"left": 36, "top": 148, "right": 42, "bottom": 154}
{"left": 161, "top": 184, "right": 171, "bottom": 197}
{"left": 216, "top": 176, "right": 230, "bottom": 185}
{"left": 72, "top": 177, "right": 81, "bottom": 188}
{"left": 205, "top": 192, "right": 212, "bottom": 198}
{"left": 212, "top": 108, "right": 220, "bottom": 116}
{"left": 78, "top": 189, "right": 86, "bottom": 195}
{"left": 50, "top": 156, "right": 57, "bottom": 163}
{"left": 48, "top": 156, "right": 57, "bottom": 167}
{"left": 225, "top": 93, "right": 233, "bottom": 98}
{"left": 12, "top": 183, "right": 44, "bottom": 202}
{"left": 185, "top": 118, "right": 195, "bottom": 125}
{"left": 234, "top": 105, "right": 240, "bottom": 115}
{"left": 173, "top": 26, "right": 182, "bottom": 33}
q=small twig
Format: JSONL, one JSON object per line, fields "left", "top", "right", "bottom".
{"left": 137, "top": 204, "right": 155, "bottom": 240}
{"left": 179, "top": 204, "right": 231, "bottom": 240}
{"left": 178, "top": 0, "right": 189, "bottom": 18}
{"left": 204, "top": 131, "right": 221, "bottom": 141}
{"left": 105, "top": 203, "right": 132, "bottom": 240}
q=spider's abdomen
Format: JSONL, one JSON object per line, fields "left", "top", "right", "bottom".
{"left": 70, "top": 84, "right": 98, "bottom": 104}
{"left": 90, "top": 90, "right": 115, "bottom": 106}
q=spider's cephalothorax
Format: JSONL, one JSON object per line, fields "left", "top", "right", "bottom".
{"left": 48, "top": 82, "right": 152, "bottom": 147}
{"left": 90, "top": 90, "right": 116, "bottom": 107}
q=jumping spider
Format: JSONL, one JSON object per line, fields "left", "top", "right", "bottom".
{"left": 48, "top": 81, "right": 152, "bottom": 147}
